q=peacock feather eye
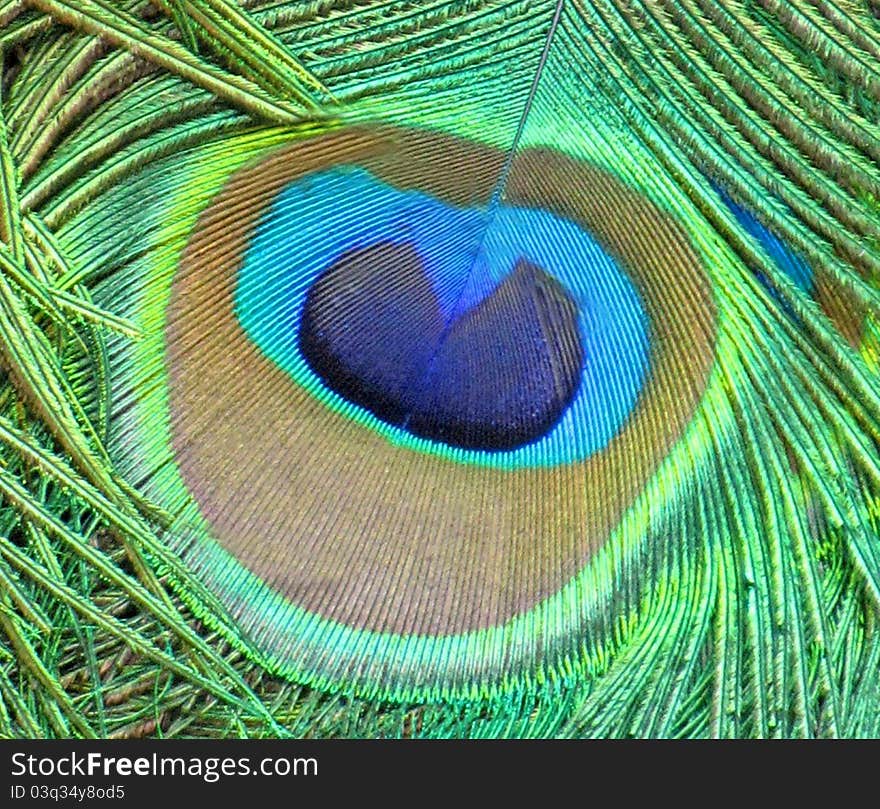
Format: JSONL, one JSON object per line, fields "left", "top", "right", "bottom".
{"left": 157, "top": 125, "right": 716, "bottom": 693}
{"left": 8, "top": 0, "right": 880, "bottom": 739}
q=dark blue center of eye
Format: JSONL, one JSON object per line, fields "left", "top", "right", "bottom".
{"left": 298, "top": 240, "right": 585, "bottom": 451}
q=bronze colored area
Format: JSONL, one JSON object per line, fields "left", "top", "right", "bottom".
{"left": 814, "top": 272, "right": 865, "bottom": 349}
{"left": 167, "top": 126, "right": 717, "bottom": 636}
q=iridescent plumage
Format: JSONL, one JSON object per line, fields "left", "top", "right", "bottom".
{"left": 0, "top": 0, "right": 879, "bottom": 737}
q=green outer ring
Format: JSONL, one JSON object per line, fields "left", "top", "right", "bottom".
{"left": 107, "top": 122, "right": 729, "bottom": 701}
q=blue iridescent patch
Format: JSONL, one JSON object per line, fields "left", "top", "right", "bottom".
{"left": 715, "top": 184, "right": 814, "bottom": 293}
{"left": 235, "top": 167, "right": 650, "bottom": 468}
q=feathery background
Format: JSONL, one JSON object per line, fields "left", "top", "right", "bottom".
{"left": 0, "top": 0, "right": 879, "bottom": 738}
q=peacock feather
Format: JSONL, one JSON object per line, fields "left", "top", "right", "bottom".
{"left": 1, "top": 0, "right": 880, "bottom": 738}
